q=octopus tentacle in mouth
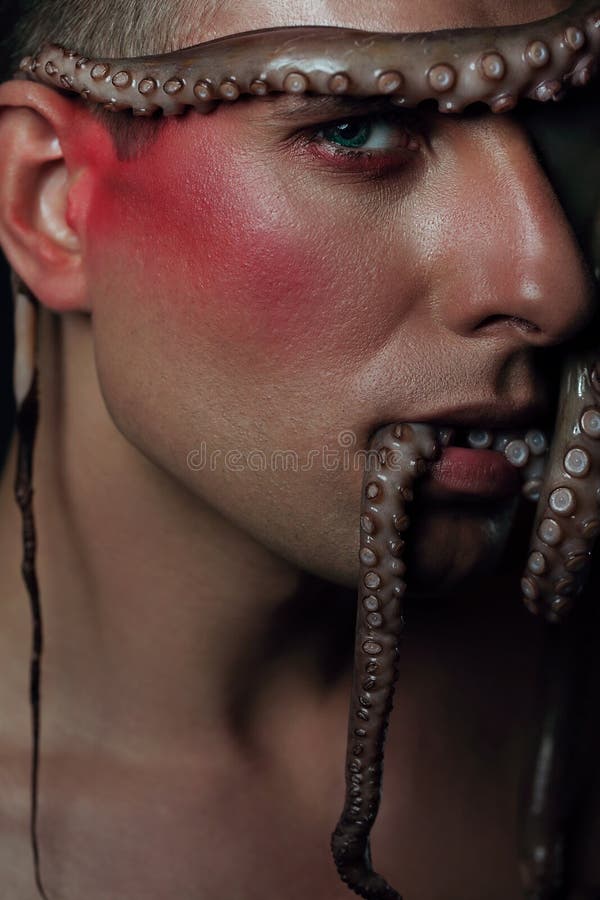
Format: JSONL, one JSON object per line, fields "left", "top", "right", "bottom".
{"left": 333, "top": 354, "right": 599, "bottom": 898}
{"left": 332, "top": 422, "right": 440, "bottom": 900}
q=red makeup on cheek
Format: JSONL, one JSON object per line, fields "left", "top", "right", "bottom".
{"left": 85, "top": 116, "right": 356, "bottom": 366}
{"left": 66, "top": 120, "right": 118, "bottom": 233}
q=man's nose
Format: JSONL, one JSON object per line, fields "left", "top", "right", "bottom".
{"left": 430, "top": 116, "right": 595, "bottom": 347}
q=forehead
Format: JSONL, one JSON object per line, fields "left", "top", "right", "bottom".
{"left": 203, "top": 0, "right": 572, "bottom": 40}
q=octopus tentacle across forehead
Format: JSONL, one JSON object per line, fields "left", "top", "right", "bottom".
{"left": 17, "top": 0, "right": 600, "bottom": 117}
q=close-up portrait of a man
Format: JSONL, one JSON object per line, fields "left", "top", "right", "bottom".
{"left": 0, "top": 1, "right": 599, "bottom": 899}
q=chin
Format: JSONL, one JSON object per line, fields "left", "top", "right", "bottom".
{"left": 404, "top": 495, "right": 520, "bottom": 593}
{"left": 314, "top": 492, "right": 521, "bottom": 598}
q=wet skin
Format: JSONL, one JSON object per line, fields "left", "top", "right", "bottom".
{"left": 0, "top": 1, "right": 598, "bottom": 899}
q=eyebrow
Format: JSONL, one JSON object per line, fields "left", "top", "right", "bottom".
{"left": 255, "top": 94, "right": 398, "bottom": 124}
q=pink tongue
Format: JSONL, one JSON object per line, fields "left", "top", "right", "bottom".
{"left": 429, "top": 446, "right": 520, "bottom": 497}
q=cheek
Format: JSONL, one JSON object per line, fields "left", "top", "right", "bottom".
{"left": 90, "top": 150, "right": 336, "bottom": 346}
{"left": 84, "top": 118, "right": 422, "bottom": 377}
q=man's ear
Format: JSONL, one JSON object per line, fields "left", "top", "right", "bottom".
{"left": 0, "top": 80, "right": 109, "bottom": 313}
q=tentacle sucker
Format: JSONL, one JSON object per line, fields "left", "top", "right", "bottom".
{"left": 521, "top": 352, "right": 600, "bottom": 623}
{"left": 332, "top": 423, "right": 439, "bottom": 900}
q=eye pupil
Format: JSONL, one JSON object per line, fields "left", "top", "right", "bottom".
{"left": 324, "top": 119, "right": 371, "bottom": 148}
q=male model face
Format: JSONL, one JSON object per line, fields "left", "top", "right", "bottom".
{"left": 18, "top": 0, "right": 588, "bottom": 596}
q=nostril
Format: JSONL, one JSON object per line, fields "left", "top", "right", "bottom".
{"left": 476, "top": 314, "right": 541, "bottom": 335}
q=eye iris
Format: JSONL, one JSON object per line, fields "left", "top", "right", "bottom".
{"left": 324, "top": 120, "right": 371, "bottom": 148}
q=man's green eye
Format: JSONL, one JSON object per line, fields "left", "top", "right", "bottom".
{"left": 315, "top": 116, "right": 416, "bottom": 154}
{"left": 322, "top": 120, "right": 372, "bottom": 149}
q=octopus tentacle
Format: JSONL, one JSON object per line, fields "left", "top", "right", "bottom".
{"left": 332, "top": 423, "right": 439, "bottom": 900}
{"left": 521, "top": 351, "right": 600, "bottom": 623}
{"left": 519, "top": 619, "right": 582, "bottom": 900}
{"left": 17, "top": 0, "right": 600, "bottom": 117}
{"left": 522, "top": 453, "right": 549, "bottom": 504}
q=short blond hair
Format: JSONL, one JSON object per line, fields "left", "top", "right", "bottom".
{"left": 2, "top": 0, "right": 225, "bottom": 156}
{"left": 5, "top": 0, "right": 224, "bottom": 72}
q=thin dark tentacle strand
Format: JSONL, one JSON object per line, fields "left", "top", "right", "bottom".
{"left": 11, "top": 277, "right": 49, "bottom": 900}
{"left": 332, "top": 423, "right": 438, "bottom": 900}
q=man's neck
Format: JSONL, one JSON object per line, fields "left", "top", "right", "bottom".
{"left": 0, "top": 309, "right": 301, "bottom": 759}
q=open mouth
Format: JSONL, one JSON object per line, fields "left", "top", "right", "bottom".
{"left": 428, "top": 427, "right": 550, "bottom": 499}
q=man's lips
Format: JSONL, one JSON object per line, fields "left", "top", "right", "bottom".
{"left": 428, "top": 447, "right": 521, "bottom": 499}
{"left": 365, "top": 421, "right": 550, "bottom": 502}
